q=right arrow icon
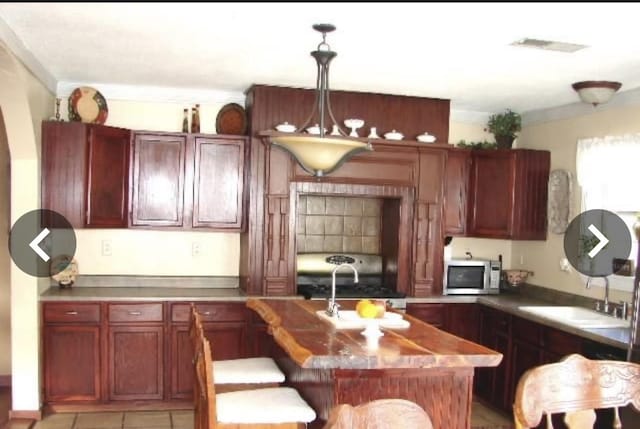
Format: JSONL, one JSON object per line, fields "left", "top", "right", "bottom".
{"left": 587, "top": 224, "right": 609, "bottom": 258}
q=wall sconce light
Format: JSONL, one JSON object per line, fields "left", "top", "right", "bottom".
{"left": 572, "top": 81, "right": 622, "bottom": 106}
{"left": 269, "top": 24, "right": 372, "bottom": 177}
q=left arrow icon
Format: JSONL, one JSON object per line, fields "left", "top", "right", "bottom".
{"left": 29, "top": 228, "right": 50, "bottom": 261}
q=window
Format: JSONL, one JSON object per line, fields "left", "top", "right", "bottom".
{"left": 576, "top": 134, "right": 640, "bottom": 291}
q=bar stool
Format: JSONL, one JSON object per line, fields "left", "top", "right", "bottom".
{"left": 189, "top": 304, "right": 284, "bottom": 392}
{"left": 194, "top": 333, "right": 316, "bottom": 428}
{"left": 322, "top": 399, "right": 433, "bottom": 429}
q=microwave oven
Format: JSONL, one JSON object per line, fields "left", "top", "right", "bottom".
{"left": 443, "top": 259, "right": 501, "bottom": 295}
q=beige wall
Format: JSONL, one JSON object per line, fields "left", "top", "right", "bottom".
{"left": 0, "top": 42, "right": 52, "bottom": 410}
{"left": 448, "top": 121, "right": 513, "bottom": 268}
{"left": 56, "top": 98, "right": 241, "bottom": 275}
{"left": 0, "top": 110, "right": 10, "bottom": 376}
{"left": 516, "top": 105, "right": 640, "bottom": 303}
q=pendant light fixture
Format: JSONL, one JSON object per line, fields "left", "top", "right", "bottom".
{"left": 270, "top": 24, "right": 373, "bottom": 177}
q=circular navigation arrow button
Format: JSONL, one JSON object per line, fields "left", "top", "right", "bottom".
{"left": 9, "top": 209, "right": 76, "bottom": 277}
{"left": 563, "top": 209, "right": 631, "bottom": 277}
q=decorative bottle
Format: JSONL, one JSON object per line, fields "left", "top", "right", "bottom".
{"left": 182, "top": 108, "right": 189, "bottom": 133}
{"left": 191, "top": 104, "right": 200, "bottom": 133}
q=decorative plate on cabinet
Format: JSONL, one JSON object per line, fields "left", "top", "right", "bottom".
{"left": 216, "top": 103, "right": 247, "bottom": 135}
{"left": 68, "top": 86, "right": 108, "bottom": 124}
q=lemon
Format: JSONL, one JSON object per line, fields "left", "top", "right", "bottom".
{"left": 358, "top": 302, "right": 378, "bottom": 319}
{"left": 356, "top": 299, "right": 372, "bottom": 314}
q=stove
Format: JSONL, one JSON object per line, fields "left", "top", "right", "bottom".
{"left": 296, "top": 253, "right": 407, "bottom": 311}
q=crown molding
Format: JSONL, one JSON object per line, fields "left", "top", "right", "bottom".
{"left": 0, "top": 16, "right": 57, "bottom": 93}
{"left": 523, "top": 86, "right": 640, "bottom": 126}
{"left": 57, "top": 81, "right": 245, "bottom": 105}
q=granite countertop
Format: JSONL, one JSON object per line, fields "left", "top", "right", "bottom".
{"left": 39, "top": 286, "right": 249, "bottom": 302}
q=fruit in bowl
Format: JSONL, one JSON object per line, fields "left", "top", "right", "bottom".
{"left": 356, "top": 299, "right": 386, "bottom": 319}
{"left": 503, "top": 269, "right": 533, "bottom": 286}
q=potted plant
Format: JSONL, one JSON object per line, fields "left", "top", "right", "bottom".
{"left": 486, "top": 109, "right": 522, "bottom": 149}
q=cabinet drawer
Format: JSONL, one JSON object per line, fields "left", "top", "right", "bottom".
{"left": 543, "top": 326, "right": 582, "bottom": 356}
{"left": 108, "top": 303, "right": 163, "bottom": 323}
{"left": 171, "top": 303, "right": 245, "bottom": 323}
{"left": 43, "top": 303, "right": 101, "bottom": 323}
{"left": 407, "top": 304, "right": 446, "bottom": 327}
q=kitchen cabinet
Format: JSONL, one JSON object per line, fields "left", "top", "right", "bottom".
{"left": 168, "top": 302, "right": 246, "bottom": 400}
{"left": 41, "top": 121, "right": 130, "bottom": 228}
{"left": 406, "top": 303, "right": 479, "bottom": 342}
{"left": 107, "top": 303, "right": 164, "bottom": 400}
{"left": 42, "top": 303, "right": 102, "bottom": 402}
{"left": 467, "top": 149, "right": 550, "bottom": 240}
{"left": 130, "top": 132, "right": 246, "bottom": 230}
{"left": 443, "top": 149, "right": 471, "bottom": 236}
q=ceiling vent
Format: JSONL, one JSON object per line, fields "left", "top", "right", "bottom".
{"left": 511, "top": 38, "right": 588, "bottom": 53}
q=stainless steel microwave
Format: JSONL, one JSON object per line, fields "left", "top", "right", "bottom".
{"left": 443, "top": 259, "right": 501, "bottom": 295}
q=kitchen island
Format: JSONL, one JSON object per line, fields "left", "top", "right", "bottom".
{"left": 247, "top": 298, "right": 502, "bottom": 429}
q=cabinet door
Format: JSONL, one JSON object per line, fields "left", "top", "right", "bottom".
{"left": 85, "top": 125, "right": 130, "bottom": 227}
{"left": 108, "top": 325, "right": 164, "bottom": 400}
{"left": 406, "top": 303, "right": 446, "bottom": 329}
{"left": 468, "top": 150, "right": 515, "bottom": 238}
{"left": 44, "top": 325, "right": 101, "bottom": 402}
{"left": 170, "top": 322, "right": 246, "bottom": 400}
{"left": 443, "top": 150, "right": 470, "bottom": 236}
{"left": 131, "top": 133, "right": 186, "bottom": 227}
{"left": 475, "top": 306, "right": 511, "bottom": 410}
{"left": 192, "top": 136, "right": 245, "bottom": 229}
{"left": 446, "top": 303, "right": 479, "bottom": 342}
{"left": 41, "top": 121, "right": 87, "bottom": 228}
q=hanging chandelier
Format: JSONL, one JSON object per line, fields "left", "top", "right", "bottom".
{"left": 270, "top": 24, "right": 373, "bottom": 177}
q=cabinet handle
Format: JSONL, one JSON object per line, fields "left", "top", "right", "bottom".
{"left": 65, "top": 311, "right": 78, "bottom": 315}
{"left": 128, "top": 311, "right": 142, "bottom": 316}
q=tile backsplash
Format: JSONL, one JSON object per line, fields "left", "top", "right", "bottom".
{"left": 297, "top": 195, "right": 381, "bottom": 254}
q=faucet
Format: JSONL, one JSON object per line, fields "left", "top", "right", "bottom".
{"left": 326, "top": 263, "right": 359, "bottom": 318}
{"left": 587, "top": 276, "right": 610, "bottom": 314}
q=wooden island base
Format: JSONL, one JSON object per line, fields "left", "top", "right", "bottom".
{"left": 248, "top": 299, "right": 502, "bottom": 429}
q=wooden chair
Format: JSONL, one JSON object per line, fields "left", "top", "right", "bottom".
{"left": 194, "top": 333, "right": 316, "bottom": 428}
{"left": 189, "top": 304, "right": 285, "bottom": 392}
{"left": 513, "top": 353, "right": 640, "bottom": 428}
{"left": 322, "top": 399, "right": 433, "bottom": 429}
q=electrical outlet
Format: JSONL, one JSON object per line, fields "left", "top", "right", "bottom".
{"left": 192, "top": 242, "right": 201, "bottom": 256}
{"left": 101, "top": 239, "right": 112, "bottom": 256}
{"left": 519, "top": 255, "right": 525, "bottom": 265}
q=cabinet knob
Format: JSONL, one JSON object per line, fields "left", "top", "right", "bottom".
{"left": 128, "top": 311, "right": 142, "bottom": 316}
{"left": 65, "top": 311, "right": 78, "bottom": 316}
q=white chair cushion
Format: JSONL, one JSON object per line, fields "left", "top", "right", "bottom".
{"left": 213, "top": 357, "right": 285, "bottom": 384}
{"left": 216, "top": 387, "right": 316, "bottom": 424}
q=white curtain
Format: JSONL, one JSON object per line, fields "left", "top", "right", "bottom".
{"left": 576, "top": 134, "right": 640, "bottom": 212}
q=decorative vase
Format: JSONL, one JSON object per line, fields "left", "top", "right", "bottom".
{"left": 495, "top": 135, "right": 515, "bottom": 149}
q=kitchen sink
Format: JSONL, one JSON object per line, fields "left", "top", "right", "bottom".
{"left": 517, "top": 306, "right": 630, "bottom": 329}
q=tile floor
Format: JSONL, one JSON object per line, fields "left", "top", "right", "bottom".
{"left": 31, "top": 411, "right": 193, "bottom": 429}
{"left": 26, "top": 402, "right": 512, "bottom": 429}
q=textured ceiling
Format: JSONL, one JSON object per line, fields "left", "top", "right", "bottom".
{"left": 1, "top": 3, "right": 640, "bottom": 115}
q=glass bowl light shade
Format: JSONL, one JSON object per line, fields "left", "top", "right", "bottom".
{"left": 572, "top": 81, "right": 622, "bottom": 106}
{"left": 272, "top": 135, "right": 372, "bottom": 177}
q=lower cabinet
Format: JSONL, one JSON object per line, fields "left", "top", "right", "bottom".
{"left": 42, "top": 300, "right": 247, "bottom": 404}
{"left": 406, "top": 303, "right": 479, "bottom": 342}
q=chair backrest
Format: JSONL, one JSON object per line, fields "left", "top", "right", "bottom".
{"left": 194, "top": 333, "right": 217, "bottom": 429}
{"left": 513, "top": 353, "right": 640, "bottom": 428}
{"left": 322, "top": 399, "right": 433, "bottom": 429}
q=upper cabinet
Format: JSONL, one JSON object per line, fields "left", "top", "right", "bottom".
{"left": 130, "top": 132, "right": 246, "bottom": 231}
{"left": 443, "top": 149, "right": 471, "bottom": 236}
{"left": 42, "top": 121, "right": 130, "bottom": 228}
{"left": 42, "top": 122, "right": 246, "bottom": 231}
{"left": 467, "top": 149, "right": 550, "bottom": 240}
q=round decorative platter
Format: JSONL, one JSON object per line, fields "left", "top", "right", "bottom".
{"left": 68, "top": 86, "right": 108, "bottom": 124}
{"left": 216, "top": 103, "right": 247, "bottom": 135}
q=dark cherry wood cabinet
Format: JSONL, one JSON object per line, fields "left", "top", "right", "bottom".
{"left": 168, "top": 302, "right": 246, "bottom": 400}
{"left": 467, "top": 149, "right": 550, "bottom": 240}
{"left": 130, "top": 133, "right": 187, "bottom": 227}
{"left": 406, "top": 303, "right": 479, "bottom": 342}
{"left": 43, "top": 303, "right": 101, "bottom": 402}
{"left": 42, "top": 121, "right": 130, "bottom": 228}
{"left": 443, "top": 149, "right": 471, "bottom": 236}
{"left": 407, "top": 303, "right": 446, "bottom": 329}
{"left": 130, "top": 133, "right": 246, "bottom": 230}
{"left": 107, "top": 303, "right": 164, "bottom": 401}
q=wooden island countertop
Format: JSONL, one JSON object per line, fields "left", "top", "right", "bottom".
{"left": 247, "top": 298, "right": 502, "bottom": 429}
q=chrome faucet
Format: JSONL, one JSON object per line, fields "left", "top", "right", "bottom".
{"left": 588, "top": 276, "right": 610, "bottom": 314}
{"left": 326, "top": 263, "right": 359, "bottom": 318}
